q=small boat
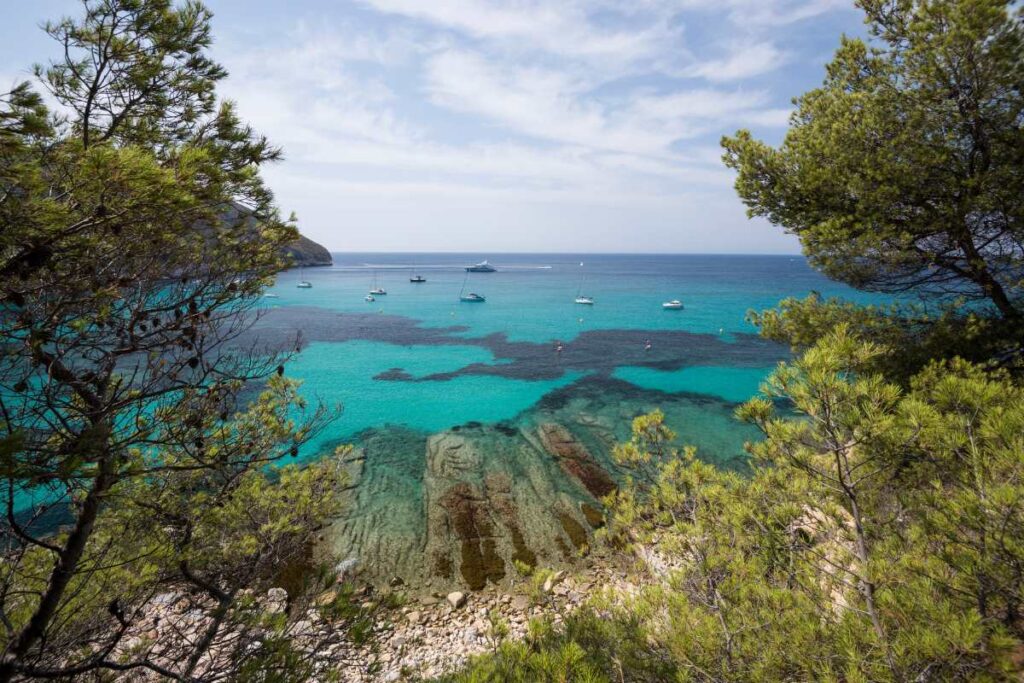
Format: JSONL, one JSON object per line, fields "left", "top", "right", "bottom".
{"left": 458, "top": 271, "right": 485, "bottom": 302}
{"left": 574, "top": 262, "right": 594, "bottom": 305}
{"left": 365, "top": 294, "right": 375, "bottom": 302}
{"left": 264, "top": 293, "right": 280, "bottom": 298}
{"left": 662, "top": 300, "right": 684, "bottom": 310}
{"left": 465, "top": 260, "right": 496, "bottom": 273}
{"left": 296, "top": 281, "right": 312, "bottom": 289}
{"left": 369, "top": 270, "right": 387, "bottom": 295}
{"left": 410, "top": 275, "right": 426, "bottom": 283}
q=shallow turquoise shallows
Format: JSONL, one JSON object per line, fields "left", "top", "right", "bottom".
{"left": 264, "top": 253, "right": 886, "bottom": 463}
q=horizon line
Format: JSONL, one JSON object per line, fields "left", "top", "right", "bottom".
{"left": 322, "top": 250, "right": 806, "bottom": 257}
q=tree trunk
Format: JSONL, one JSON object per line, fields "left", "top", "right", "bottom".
{"left": 0, "top": 455, "right": 115, "bottom": 682}
{"left": 956, "top": 232, "right": 1020, "bottom": 321}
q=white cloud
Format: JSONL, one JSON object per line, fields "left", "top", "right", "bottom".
{"left": 685, "top": 42, "right": 788, "bottom": 82}
{"left": 667, "top": 0, "right": 850, "bottom": 26}
{"left": 424, "top": 49, "right": 782, "bottom": 156}
{"left": 201, "top": 0, "right": 853, "bottom": 252}
{"left": 356, "top": 0, "right": 685, "bottom": 68}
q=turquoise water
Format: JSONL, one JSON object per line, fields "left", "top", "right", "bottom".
{"left": 288, "top": 341, "right": 585, "bottom": 445}
{"left": 258, "top": 254, "right": 892, "bottom": 587}
{"left": 255, "top": 253, "right": 883, "bottom": 460}
{"left": 611, "top": 365, "right": 770, "bottom": 404}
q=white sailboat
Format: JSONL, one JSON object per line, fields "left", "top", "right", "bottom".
{"left": 296, "top": 266, "right": 312, "bottom": 288}
{"left": 369, "top": 270, "right": 387, "bottom": 295}
{"left": 458, "top": 272, "right": 485, "bottom": 302}
{"left": 662, "top": 300, "right": 684, "bottom": 310}
{"left": 574, "top": 261, "right": 594, "bottom": 305}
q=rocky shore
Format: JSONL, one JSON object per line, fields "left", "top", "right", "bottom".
{"left": 118, "top": 544, "right": 651, "bottom": 682}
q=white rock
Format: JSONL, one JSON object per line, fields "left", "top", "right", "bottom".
{"left": 265, "top": 587, "right": 288, "bottom": 614}
{"left": 542, "top": 570, "right": 567, "bottom": 594}
{"left": 447, "top": 591, "right": 467, "bottom": 609}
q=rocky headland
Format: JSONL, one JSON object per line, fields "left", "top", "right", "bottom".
{"left": 284, "top": 233, "right": 333, "bottom": 267}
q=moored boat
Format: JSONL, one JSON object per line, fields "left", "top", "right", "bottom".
{"left": 574, "top": 262, "right": 594, "bottom": 305}
{"left": 369, "top": 270, "right": 387, "bottom": 295}
{"left": 662, "top": 300, "right": 684, "bottom": 309}
{"left": 465, "top": 260, "right": 496, "bottom": 273}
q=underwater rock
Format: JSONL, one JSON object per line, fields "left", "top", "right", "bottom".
{"left": 580, "top": 502, "right": 605, "bottom": 528}
{"left": 320, "top": 376, "right": 759, "bottom": 590}
{"left": 422, "top": 428, "right": 600, "bottom": 590}
{"left": 538, "top": 423, "right": 617, "bottom": 498}
{"left": 437, "top": 482, "right": 505, "bottom": 590}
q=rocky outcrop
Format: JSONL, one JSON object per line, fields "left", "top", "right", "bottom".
{"left": 321, "top": 376, "right": 756, "bottom": 592}
{"left": 325, "top": 419, "right": 615, "bottom": 592}
{"left": 537, "top": 423, "right": 617, "bottom": 499}
{"left": 283, "top": 234, "right": 332, "bottom": 267}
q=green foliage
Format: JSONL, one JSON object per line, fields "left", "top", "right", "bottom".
{"left": 0, "top": 1, "right": 340, "bottom": 679}
{"left": 749, "top": 293, "right": 1024, "bottom": 380}
{"left": 512, "top": 559, "right": 535, "bottom": 577}
{"left": 723, "top": 0, "right": 1024, "bottom": 325}
{"left": 447, "top": 329, "right": 1024, "bottom": 681}
{"left": 438, "top": 608, "right": 669, "bottom": 683}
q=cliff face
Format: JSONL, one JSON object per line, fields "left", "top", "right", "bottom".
{"left": 283, "top": 234, "right": 332, "bottom": 267}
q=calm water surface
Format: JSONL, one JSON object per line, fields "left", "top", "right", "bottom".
{"left": 263, "top": 253, "right": 882, "bottom": 462}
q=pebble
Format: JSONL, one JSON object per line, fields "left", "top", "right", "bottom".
{"left": 103, "top": 550, "right": 652, "bottom": 682}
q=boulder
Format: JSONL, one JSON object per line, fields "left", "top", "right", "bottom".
{"left": 542, "top": 570, "right": 566, "bottom": 594}
{"left": 447, "top": 591, "right": 467, "bottom": 609}
{"left": 265, "top": 587, "right": 288, "bottom": 614}
{"left": 510, "top": 595, "right": 530, "bottom": 611}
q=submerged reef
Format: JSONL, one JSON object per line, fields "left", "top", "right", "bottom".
{"left": 323, "top": 375, "right": 758, "bottom": 591}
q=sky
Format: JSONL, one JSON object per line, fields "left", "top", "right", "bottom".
{"left": 0, "top": 1, "right": 866, "bottom": 253}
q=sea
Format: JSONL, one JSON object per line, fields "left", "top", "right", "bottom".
{"left": 248, "top": 253, "right": 885, "bottom": 588}
{"left": 264, "top": 253, "right": 880, "bottom": 453}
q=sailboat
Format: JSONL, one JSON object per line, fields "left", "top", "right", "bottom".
{"left": 409, "top": 265, "right": 426, "bottom": 283}
{"left": 574, "top": 261, "right": 594, "bottom": 305}
{"left": 458, "top": 272, "right": 485, "bottom": 302}
{"left": 662, "top": 300, "right": 684, "bottom": 310}
{"left": 296, "top": 266, "right": 312, "bottom": 288}
{"left": 369, "top": 270, "right": 387, "bottom": 295}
